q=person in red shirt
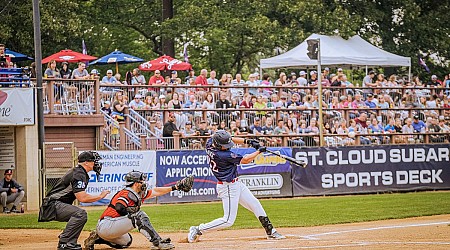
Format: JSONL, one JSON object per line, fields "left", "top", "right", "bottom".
{"left": 148, "top": 70, "right": 165, "bottom": 92}
{"left": 84, "top": 171, "right": 192, "bottom": 250}
{"left": 0, "top": 44, "right": 12, "bottom": 68}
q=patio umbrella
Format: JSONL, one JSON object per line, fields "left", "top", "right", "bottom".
{"left": 90, "top": 50, "right": 144, "bottom": 74}
{"left": 5, "top": 48, "right": 33, "bottom": 62}
{"left": 42, "top": 49, "right": 97, "bottom": 64}
{"left": 139, "top": 55, "right": 192, "bottom": 71}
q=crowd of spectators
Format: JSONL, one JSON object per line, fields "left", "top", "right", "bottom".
{"left": 95, "top": 66, "right": 450, "bottom": 148}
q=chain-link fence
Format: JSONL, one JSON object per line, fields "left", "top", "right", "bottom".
{"left": 44, "top": 142, "right": 77, "bottom": 194}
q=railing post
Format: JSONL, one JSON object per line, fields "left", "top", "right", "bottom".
{"left": 173, "top": 131, "right": 181, "bottom": 150}
{"left": 119, "top": 122, "right": 126, "bottom": 150}
{"left": 94, "top": 79, "right": 100, "bottom": 114}
{"left": 124, "top": 107, "right": 130, "bottom": 130}
{"left": 140, "top": 134, "right": 147, "bottom": 150}
{"left": 355, "top": 135, "right": 361, "bottom": 145}
{"left": 48, "top": 81, "right": 54, "bottom": 114}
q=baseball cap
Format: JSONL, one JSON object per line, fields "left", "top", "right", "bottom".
{"left": 369, "top": 70, "right": 375, "bottom": 74}
{"left": 104, "top": 101, "right": 111, "bottom": 105}
{"left": 186, "top": 121, "right": 192, "bottom": 125}
{"left": 106, "top": 69, "right": 113, "bottom": 74}
{"left": 337, "top": 68, "right": 343, "bottom": 72}
{"left": 171, "top": 70, "right": 177, "bottom": 74}
{"left": 134, "top": 94, "right": 142, "bottom": 99}
{"left": 367, "top": 93, "right": 373, "bottom": 98}
{"left": 413, "top": 115, "right": 419, "bottom": 119}
{"left": 324, "top": 67, "right": 330, "bottom": 71}
{"left": 310, "top": 70, "right": 317, "bottom": 76}
{"left": 91, "top": 69, "right": 99, "bottom": 74}
{"left": 4, "top": 169, "right": 13, "bottom": 175}
{"left": 299, "top": 71, "right": 306, "bottom": 76}
{"left": 290, "top": 72, "right": 296, "bottom": 76}
{"left": 159, "top": 95, "right": 166, "bottom": 99}
{"left": 254, "top": 117, "right": 261, "bottom": 121}
{"left": 78, "top": 151, "right": 97, "bottom": 163}
{"left": 431, "top": 75, "right": 437, "bottom": 79}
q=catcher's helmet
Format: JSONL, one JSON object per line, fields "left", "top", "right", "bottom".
{"left": 125, "top": 170, "right": 147, "bottom": 186}
{"left": 212, "top": 130, "right": 234, "bottom": 149}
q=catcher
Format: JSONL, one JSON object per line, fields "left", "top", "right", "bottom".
{"left": 84, "top": 170, "right": 193, "bottom": 250}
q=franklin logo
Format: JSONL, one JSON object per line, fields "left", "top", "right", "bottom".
{"left": 0, "top": 91, "right": 7, "bottom": 105}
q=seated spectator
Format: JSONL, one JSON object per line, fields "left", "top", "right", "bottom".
{"left": 427, "top": 75, "right": 440, "bottom": 88}
{"left": 253, "top": 95, "right": 267, "bottom": 119}
{"left": 128, "top": 94, "right": 146, "bottom": 109}
{"left": 428, "top": 117, "right": 444, "bottom": 143}
{"left": 236, "top": 119, "right": 250, "bottom": 133}
{"left": 111, "top": 92, "right": 128, "bottom": 121}
{"left": 364, "top": 93, "right": 377, "bottom": 108}
{"left": 90, "top": 69, "right": 100, "bottom": 79}
{"left": 1, "top": 169, "right": 25, "bottom": 214}
{"left": 412, "top": 115, "right": 426, "bottom": 132}
{"left": 60, "top": 62, "right": 71, "bottom": 79}
{"left": 71, "top": 62, "right": 90, "bottom": 79}
{"left": 163, "top": 113, "right": 178, "bottom": 137}
{"left": 402, "top": 118, "right": 415, "bottom": 143}
{"left": 246, "top": 74, "right": 259, "bottom": 96}
{"left": 249, "top": 117, "right": 263, "bottom": 135}
{"left": 101, "top": 69, "right": 117, "bottom": 84}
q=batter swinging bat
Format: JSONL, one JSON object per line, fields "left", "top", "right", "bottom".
{"left": 265, "top": 149, "right": 307, "bottom": 168}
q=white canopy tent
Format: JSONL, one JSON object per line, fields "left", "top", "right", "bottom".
{"left": 260, "top": 34, "right": 411, "bottom": 70}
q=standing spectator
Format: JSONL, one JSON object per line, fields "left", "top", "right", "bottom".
{"left": 1, "top": 169, "right": 25, "bottom": 214}
{"left": 131, "top": 68, "right": 146, "bottom": 85}
{"left": 298, "top": 71, "right": 308, "bottom": 86}
{"left": 90, "top": 69, "right": 100, "bottom": 79}
{"left": 71, "top": 62, "right": 90, "bottom": 79}
{"left": 44, "top": 60, "right": 61, "bottom": 78}
{"left": 60, "top": 62, "right": 72, "bottom": 79}
{"left": 0, "top": 44, "right": 11, "bottom": 67}
{"left": 427, "top": 75, "right": 440, "bottom": 88}
{"left": 39, "top": 151, "right": 109, "bottom": 250}
{"left": 185, "top": 69, "right": 196, "bottom": 84}
{"left": 111, "top": 92, "right": 128, "bottom": 121}
{"left": 308, "top": 71, "right": 318, "bottom": 86}
{"left": 362, "top": 70, "right": 376, "bottom": 95}
{"left": 148, "top": 70, "right": 164, "bottom": 86}
{"left": 170, "top": 70, "right": 178, "bottom": 84}
{"left": 246, "top": 74, "right": 259, "bottom": 96}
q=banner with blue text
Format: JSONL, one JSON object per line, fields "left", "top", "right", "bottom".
{"left": 156, "top": 150, "right": 219, "bottom": 203}
{"left": 82, "top": 150, "right": 156, "bottom": 206}
{"left": 292, "top": 144, "right": 450, "bottom": 196}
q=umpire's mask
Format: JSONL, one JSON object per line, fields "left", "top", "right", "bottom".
{"left": 79, "top": 151, "right": 103, "bottom": 178}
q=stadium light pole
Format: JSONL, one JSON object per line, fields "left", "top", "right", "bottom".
{"left": 307, "top": 38, "right": 324, "bottom": 146}
{"left": 32, "top": 0, "right": 45, "bottom": 204}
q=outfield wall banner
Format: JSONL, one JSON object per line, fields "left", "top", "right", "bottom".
{"left": 82, "top": 150, "right": 157, "bottom": 206}
{"left": 233, "top": 147, "right": 293, "bottom": 197}
{"left": 156, "top": 150, "right": 219, "bottom": 203}
{"left": 292, "top": 145, "right": 450, "bottom": 196}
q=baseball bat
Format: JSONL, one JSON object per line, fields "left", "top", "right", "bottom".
{"left": 265, "top": 149, "right": 307, "bottom": 168}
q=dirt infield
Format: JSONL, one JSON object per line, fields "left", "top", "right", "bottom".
{"left": 1, "top": 214, "right": 449, "bottom": 250}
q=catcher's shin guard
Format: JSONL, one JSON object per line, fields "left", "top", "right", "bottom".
{"left": 259, "top": 216, "right": 274, "bottom": 235}
{"left": 132, "top": 211, "right": 163, "bottom": 246}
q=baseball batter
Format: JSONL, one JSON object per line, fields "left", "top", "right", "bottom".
{"left": 188, "top": 130, "right": 285, "bottom": 242}
{"left": 84, "top": 170, "right": 193, "bottom": 250}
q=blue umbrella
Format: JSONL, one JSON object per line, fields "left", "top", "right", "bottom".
{"left": 5, "top": 48, "right": 34, "bottom": 62}
{"left": 90, "top": 50, "right": 144, "bottom": 73}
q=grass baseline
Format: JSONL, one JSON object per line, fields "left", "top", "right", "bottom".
{"left": 0, "top": 191, "right": 448, "bottom": 232}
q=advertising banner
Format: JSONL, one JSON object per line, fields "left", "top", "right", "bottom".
{"left": 232, "top": 147, "right": 293, "bottom": 197}
{"left": 156, "top": 150, "right": 219, "bottom": 203}
{"left": 83, "top": 150, "right": 157, "bottom": 206}
{"left": 0, "top": 88, "right": 35, "bottom": 125}
{"left": 292, "top": 144, "right": 450, "bottom": 196}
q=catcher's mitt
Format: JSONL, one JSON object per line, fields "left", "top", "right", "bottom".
{"left": 175, "top": 175, "right": 194, "bottom": 192}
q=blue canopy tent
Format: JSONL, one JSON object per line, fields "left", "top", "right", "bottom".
{"left": 5, "top": 48, "right": 34, "bottom": 62}
{"left": 90, "top": 50, "right": 144, "bottom": 73}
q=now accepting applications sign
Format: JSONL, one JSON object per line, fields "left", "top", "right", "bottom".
{"left": 0, "top": 89, "right": 35, "bottom": 125}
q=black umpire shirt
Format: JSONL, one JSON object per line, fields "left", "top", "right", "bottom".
{"left": 46, "top": 165, "right": 89, "bottom": 204}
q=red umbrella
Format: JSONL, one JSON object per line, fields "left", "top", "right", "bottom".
{"left": 42, "top": 49, "right": 97, "bottom": 64}
{"left": 139, "top": 55, "right": 192, "bottom": 71}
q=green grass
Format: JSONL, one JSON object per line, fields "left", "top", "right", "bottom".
{"left": 1, "top": 192, "right": 449, "bottom": 232}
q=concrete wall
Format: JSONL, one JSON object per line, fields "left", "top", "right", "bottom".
{"left": 15, "top": 124, "right": 40, "bottom": 211}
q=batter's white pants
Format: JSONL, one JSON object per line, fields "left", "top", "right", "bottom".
{"left": 198, "top": 181, "right": 269, "bottom": 233}
{"left": 97, "top": 215, "right": 134, "bottom": 246}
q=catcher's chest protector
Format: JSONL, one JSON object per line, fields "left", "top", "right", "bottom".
{"left": 101, "top": 189, "right": 141, "bottom": 219}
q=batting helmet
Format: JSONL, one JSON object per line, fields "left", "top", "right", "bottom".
{"left": 125, "top": 171, "right": 148, "bottom": 191}
{"left": 212, "top": 130, "right": 234, "bottom": 149}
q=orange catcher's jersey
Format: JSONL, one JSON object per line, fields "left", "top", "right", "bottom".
{"left": 100, "top": 187, "right": 152, "bottom": 219}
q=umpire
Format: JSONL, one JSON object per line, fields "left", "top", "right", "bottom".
{"left": 39, "top": 151, "right": 110, "bottom": 250}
